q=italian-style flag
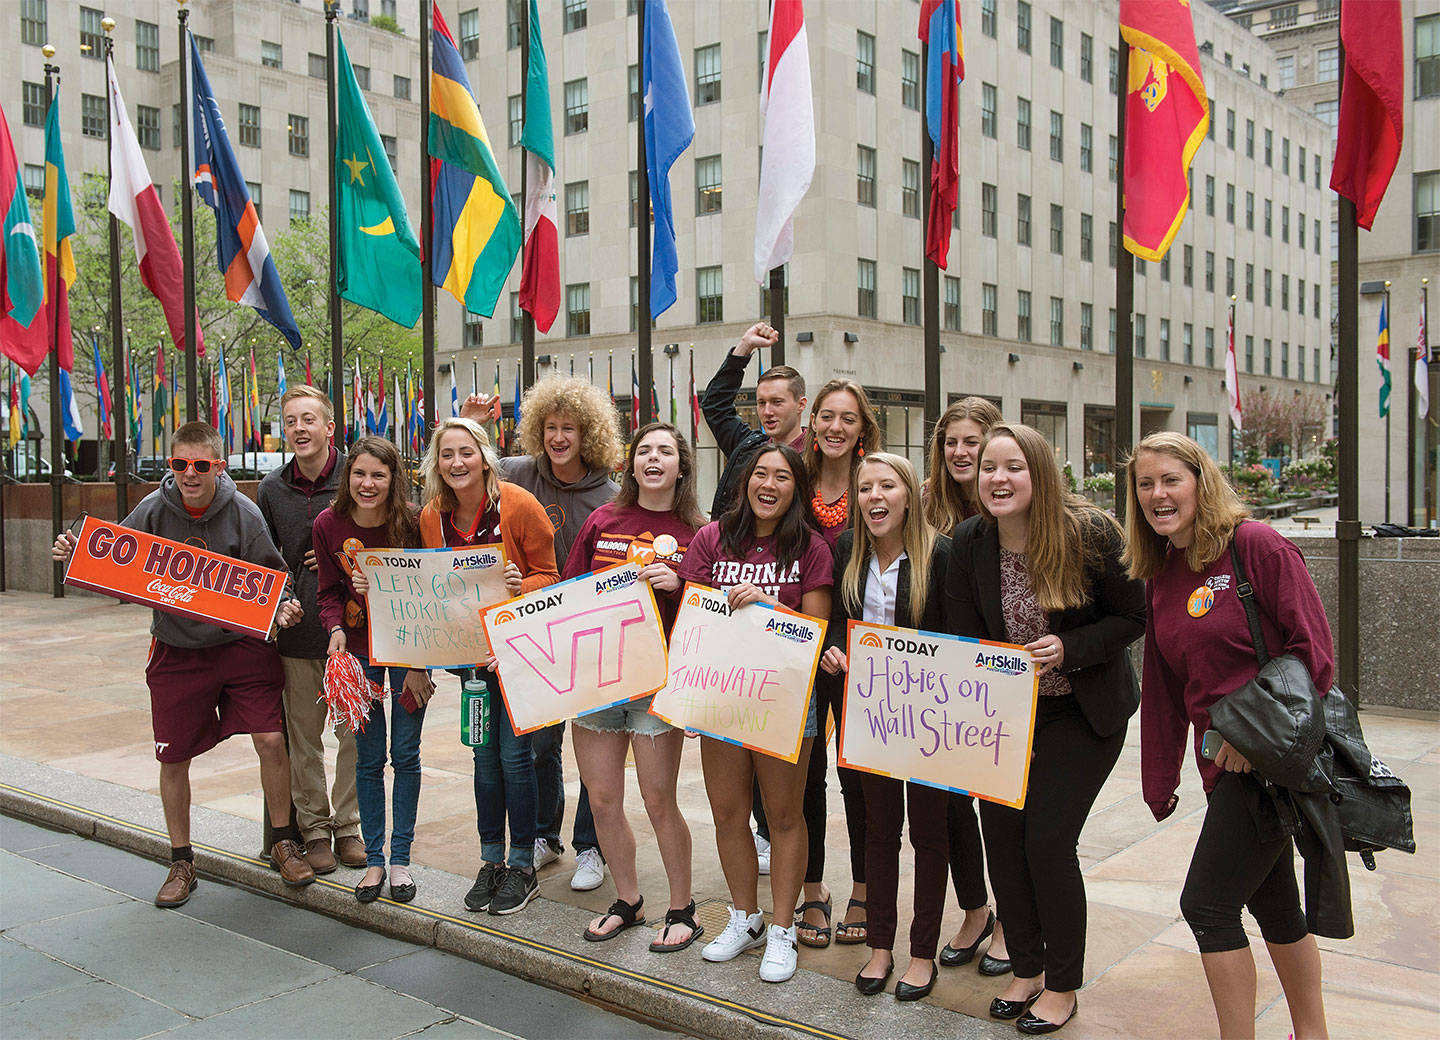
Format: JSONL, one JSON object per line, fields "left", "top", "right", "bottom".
{"left": 517, "top": 0, "right": 559, "bottom": 333}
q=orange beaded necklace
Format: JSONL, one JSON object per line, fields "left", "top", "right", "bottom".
{"left": 811, "top": 489, "right": 848, "bottom": 529}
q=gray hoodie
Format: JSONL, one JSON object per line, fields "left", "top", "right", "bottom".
{"left": 497, "top": 454, "right": 617, "bottom": 569}
{"left": 122, "top": 471, "right": 290, "bottom": 649}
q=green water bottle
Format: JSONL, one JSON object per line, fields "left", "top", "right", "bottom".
{"left": 460, "top": 674, "right": 491, "bottom": 747}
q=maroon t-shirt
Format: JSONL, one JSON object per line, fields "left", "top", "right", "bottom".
{"left": 562, "top": 502, "right": 700, "bottom": 633}
{"left": 678, "top": 521, "right": 833, "bottom": 613}
{"left": 312, "top": 507, "right": 401, "bottom": 661}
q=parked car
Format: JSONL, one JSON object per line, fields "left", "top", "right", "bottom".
{"left": 107, "top": 456, "right": 168, "bottom": 482}
{"left": 226, "top": 451, "right": 286, "bottom": 479}
{"left": 4, "top": 454, "right": 77, "bottom": 483}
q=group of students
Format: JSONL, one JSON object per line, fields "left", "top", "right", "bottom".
{"left": 52, "top": 321, "right": 1343, "bottom": 1039}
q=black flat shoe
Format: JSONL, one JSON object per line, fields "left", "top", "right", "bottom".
{"left": 1017, "top": 997, "right": 1078, "bottom": 1034}
{"left": 989, "top": 993, "right": 1040, "bottom": 1020}
{"left": 940, "top": 910, "right": 995, "bottom": 967}
{"left": 355, "top": 870, "right": 386, "bottom": 904}
{"left": 390, "top": 879, "right": 417, "bottom": 903}
{"left": 854, "top": 956, "right": 893, "bottom": 996}
{"left": 894, "top": 962, "right": 937, "bottom": 1002}
{"left": 979, "top": 951, "right": 1013, "bottom": 976}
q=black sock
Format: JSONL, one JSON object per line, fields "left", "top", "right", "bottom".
{"left": 271, "top": 825, "right": 298, "bottom": 844}
{"left": 171, "top": 845, "right": 194, "bottom": 863}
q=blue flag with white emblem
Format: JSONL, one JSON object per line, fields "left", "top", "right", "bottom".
{"left": 642, "top": 0, "right": 694, "bottom": 320}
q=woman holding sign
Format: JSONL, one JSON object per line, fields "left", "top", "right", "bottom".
{"left": 946, "top": 424, "right": 1144, "bottom": 1034}
{"left": 819, "top": 453, "right": 952, "bottom": 1001}
{"left": 314, "top": 437, "right": 433, "bottom": 905}
{"left": 418, "top": 418, "right": 559, "bottom": 918}
{"left": 679, "top": 444, "right": 834, "bottom": 984}
{"left": 561, "top": 422, "right": 706, "bottom": 950}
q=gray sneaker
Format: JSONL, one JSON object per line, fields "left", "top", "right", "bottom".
{"left": 489, "top": 868, "right": 538, "bottom": 916}
{"left": 464, "top": 863, "right": 504, "bottom": 912}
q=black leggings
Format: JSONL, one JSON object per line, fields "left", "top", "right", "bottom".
{"left": 947, "top": 793, "right": 989, "bottom": 912}
{"left": 1180, "top": 771, "right": 1308, "bottom": 954}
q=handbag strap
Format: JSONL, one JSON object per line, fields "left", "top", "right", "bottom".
{"left": 1228, "top": 525, "right": 1273, "bottom": 667}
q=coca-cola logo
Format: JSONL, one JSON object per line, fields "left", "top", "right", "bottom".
{"left": 147, "top": 578, "right": 197, "bottom": 604}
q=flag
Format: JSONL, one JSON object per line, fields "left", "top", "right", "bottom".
{"left": 353, "top": 358, "right": 365, "bottom": 446}
{"left": 92, "top": 336, "right": 112, "bottom": 440}
{"left": 7, "top": 369, "right": 20, "bottom": 449}
{"left": 155, "top": 350, "right": 168, "bottom": 448}
{"left": 125, "top": 344, "right": 142, "bottom": 450}
{"left": 631, "top": 355, "right": 640, "bottom": 434}
{"left": 1119, "top": 0, "right": 1209, "bottom": 261}
{"left": 492, "top": 365, "right": 504, "bottom": 450}
{"left": 755, "top": 0, "right": 814, "bottom": 285}
{"left": 1377, "top": 296, "right": 1391, "bottom": 418}
{"left": 249, "top": 349, "right": 262, "bottom": 449}
{"left": 1417, "top": 291, "right": 1430, "bottom": 420}
{"left": 189, "top": 33, "right": 299, "bottom": 350}
{"left": 366, "top": 375, "right": 377, "bottom": 435}
{"left": 0, "top": 103, "right": 42, "bottom": 332}
{"left": 108, "top": 56, "right": 202, "bottom": 360}
{"left": 210, "top": 363, "right": 218, "bottom": 430}
{"left": 170, "top": 351, "right": 179, "bottom": 430}
{"left": 518, "top": 0, "right": 560, "bottom": 332}
{"left": 239, "top": 361, "right": 250, "bottom": 452}
{"left": 19, "top": 373, "right": 32, "bottom": 444}
{"left": 450, "top": 364, "right": 459, "bottom": 418}
{"left": 642, "top": 0, "right": 695, "bottom": 319}
{"left": 1225, "top": 305, "right": 1241, "bottom": 433}
{"left": 1330, "top": 1, "right": 1403, "bottom": 232}
{"left": 58, "top": 366, "right": 84, "bottom": 443}
{"left": 277, "top": 350, "right": 287, "bottom": 396}
{"left": 918, "top": 0, "right": 963, "bottom": 268}
{"left": 513, "top": 365, "right": 522, "bottom": 430}
{"left": 377, "top": 359, "right": 389, "bottom": 437}
{"left": 0, "top": 88, "right": 75, "bottom": 375}
{"left": 689, "top": 352, "right": 699, "bottom": 436}
{"left": 430, "top": 3, "right": 521, "bottom": 318}
{"left": 335, "top": 34, "right": 422, "bottom": 328}
{"left": 393, "top": 372, "right": 402, "bottom": 446}
{"left": 217, "top": 348, "right": 231, "bottom": 452}
{"left": 305, "top": 352, "right": 313, "bottom": 386}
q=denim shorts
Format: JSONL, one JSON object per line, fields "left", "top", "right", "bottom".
{"left": 573, "top": 694, "right": 674, "bottom": 737}
{"left": 803, "top": 689, "right": 819, "bottom": 739}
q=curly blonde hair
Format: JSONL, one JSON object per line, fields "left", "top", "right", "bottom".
{"left": 1122, "top": 431, "right": 1250, "bottom": 580}
{"left": 514, "top": 375, "right": 625, "bottom": 473}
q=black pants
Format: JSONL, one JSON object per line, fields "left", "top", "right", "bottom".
{"left": 863, "top": 775, "right": 949, "bottom": 958}
{"left": 947, "top": 793, "right": 989, "bottom": 911}
{"left": 1180, "top": 771, "right": 1308, "bottom": 954}
{"left": 979, "top": 696, "right": 1124, "bottom": 992}
{"left": 753, "top": 668, "right": 867, "bottom": 885}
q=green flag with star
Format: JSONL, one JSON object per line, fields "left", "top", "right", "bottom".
{"left": 335, "top": 31, "right": 421, "bottom": 327}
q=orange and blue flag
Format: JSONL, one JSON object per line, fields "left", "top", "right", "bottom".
{"left": 918, "top": 0, "right": 963, "bottom": 268}
{"left": 429, "top": 3, "right": 521, "bottom": 318}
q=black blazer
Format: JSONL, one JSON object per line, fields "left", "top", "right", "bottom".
{"left": 825, "top": 530, "right": 953, "bottom": 653}
{"left": 944, "top": 514, "right": 1145, "bottom": 739}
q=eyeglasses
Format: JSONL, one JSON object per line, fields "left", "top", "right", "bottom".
{"left": 169, "top": 457, "right": 224, "bottom": 475}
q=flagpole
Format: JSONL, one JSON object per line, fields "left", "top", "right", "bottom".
{"left": 918, "top": 33, "right": 938, "bottom": 436}
{"left": 325, "top": 0, "right": 345, "bottom": 446}
{"left": 1113, "top": 25, "right": 1135, "bottom": 523}
{"left": 1406, "top": 281, "right": 1416, "bottom": 524}
{"left": 1228, "top": 297, "right": 1237, "bottom": 481}
{"left": 636, "top": 0, "right": 654, "bottom": 429}
{"left": 41, "top": 46, "right": 65, "bottom": 599}
{"left": 419, "top": 0, "right": 436, "bottom": 443}
{"left": 1422, "top": 279, "right": 1432, "bottom": 527}
{"left": 1334, "top": 27, "right": 1360, "bottom": 704}
{"left": 688, "top": 346, "right": 696, "bottom": 450}
{"left": 519, "top": 0, "right": 536, "bottom": 391}
{"left": 1384, "top": 281, "right": 1392, "bottom": 523}
{"left": 177, "top": 4, "right": 198, "bottom": 422}
{"left": 103, "top": 20, "right": 129, "bottom": 518}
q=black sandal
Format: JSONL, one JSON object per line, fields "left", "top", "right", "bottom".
{"left": 649, "top": 899, "right": 705, "bottom": 953}
{"left": 795, "top": 897, "right": 833, "bottom": 948}
{"left": 583, "top": 895, "right": 645, "bottom": 942}
{"left": 835, "top": 898, "right": 868, "bottom": 945}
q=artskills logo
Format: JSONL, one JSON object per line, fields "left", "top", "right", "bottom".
{"left": 974, "top": 650, "right": 1030, "bottom": 676}
{"left": 857, "top": 632, "right": 883, "bottom": 648}
{"left": 764, "top": 617, "right": 815, "bottom": 644}
{"left": 452, "top": 551, "right": 499, "bottom": 570}
{"left": 594, "top": 569, "right": 640, "bottom": 594}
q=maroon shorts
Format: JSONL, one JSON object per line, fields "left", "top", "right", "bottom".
{"left": 145, "top": 637, "right": 285, "bottom": 763}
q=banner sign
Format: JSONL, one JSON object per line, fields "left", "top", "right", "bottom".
{"left": 649, "top": 583, "right": 826, "bottom": 763}
{"left": 481, "top": 562, "right": 669, "bottom": 735}
{"left": 837, "top": 620, "right": 1039, "bottom": 809}
{"left": 63, "top": 515, "right": 286, "bottom": 639}
{"left": 358, "top": 544, "right": 509, "bottom": 668}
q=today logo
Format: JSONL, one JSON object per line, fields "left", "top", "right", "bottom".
{"left": 492, "top": 609, "right": 517, "bottom": 624}
{"left": 365, "top": 555, "right": 383, "bottom": 567}
{"left": 686, "top": 592, "right": 702, "bottom": 606}
{"left": 883, "top": 635, "right": 939, "bottom": 656}
{"left": 371, "top": 555, "right": 421, "bottom": 569}
{"left": 858, "top": 632, "right": 883, "bottom": 648}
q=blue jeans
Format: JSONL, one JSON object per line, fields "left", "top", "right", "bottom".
{"left": 531, "top": 720, "right": 600, "bottom": 854}
{"left": 354, "top": 659, "right": 427, "bottom": 870}
{"left": 471, "top": 668, "right": 538, "bottom": 870}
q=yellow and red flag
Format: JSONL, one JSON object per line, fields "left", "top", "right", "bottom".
{"left": 1120, "top": 0, "right": 1208, "bottom": 262}
{"left": 1329, "top": 1, "right": 1403, "bottom": 231}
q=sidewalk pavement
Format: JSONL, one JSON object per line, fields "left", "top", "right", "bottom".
{"left": 1, "top": 590, "right": 1436, "bottom": 1039}
{"left": 1, "top": 813, "right": 683, "bottom": 1040}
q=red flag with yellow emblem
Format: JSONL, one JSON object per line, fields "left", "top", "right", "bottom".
{"left": 1120, "top": 0, "right": 1208, "bottom": 262}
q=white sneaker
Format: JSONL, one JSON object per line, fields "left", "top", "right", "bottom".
{"left": 753, "top": 831, "right": 771, "bottom": 876}
{"left": 758, "top": 923, "right": 798, "bottom": 983}
{"left": 702, "top": 906, "right": 767, "bottom": 963}
{"left": 570, "top": 847, "right": 605, "bottom": 891}
{"left": 533, "top": 838, "right": 559, "bottom": 869}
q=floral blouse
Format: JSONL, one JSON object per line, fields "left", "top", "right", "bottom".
{"left": 999, "top": 547, "right": 1073, "bottom": 698}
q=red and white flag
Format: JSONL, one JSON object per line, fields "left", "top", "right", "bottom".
{"left": 517, "top": 0, "right": 559, "bottom": 333}
{"left": 107, "top": 56, "right": 202, "bottom": 358}
{"left": 754, "top": 0, "right": 814, "bottom": 284}
{"left": 1225, "top": 304, "right": 1242, "bottom": 433}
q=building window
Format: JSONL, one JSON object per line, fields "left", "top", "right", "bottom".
{"left": 246, "top": 181, "right": 263, "bottom": 222}
{"left": 1299, "top": 211, "right": 1307, "bottom": 248}
{"left": 287, "top": 115, "right": 309, "bottom": 157}
{"left": 1281, "top": 137, "right": 1290, "bottom": 175}
{"left": 694, "top": 266, "right": 723, "bottom": 324}
{"left": 1080, "top": 303, "right": 1093, "bottom": 350}
{"left": 1298, "top": 279, "right": 1306, "bottom": 315}
{"left": 902, "top": 50, "right": 920, "bottom": 110}
{"left": 377, "top": 134, "right": 396, "bottom": 173}
{"left": 857, "top": 146, "right": 876, "bottom": 206}
{"left": 564, "top": 0, "right": 586, "bottom": 33}
{"left": 1277, "top": 54, "right": 1295, "bottom": 89}
{"left": 1245, "top": 262, "right": 1254, "bottom": 301}
{"left": 1109, "top": 308, "right": 1117, "bottom": 353}
{"left": 507, "top": 95, "right": 523, "bottom": 147}
{"left": 1080, "top": 32, "right": 1093, "bottom": 82}
{"left": 1244, "top": 335, "right": 1253, "bottom": 373}
{"left": 1226, "top": 182, "right": 1235, "bottom": 223}
{"left": 1281, "top": 341, "right": 1291, "bottom": 379}
{"left": 982, "top": 183, "right": 998, "bottom": 237}
{"left": 1080, "top": 212, "right": 1093, "bottom": 261}
{"left": 21, "top": 0, "right": 45, "bottom": 46}
{"left": 566, "top": 283, "right": 591, "bottom": 337}
{"left": 1050, "top": 297, "right": 1064, "bottom": 346}
{"left": 983, "top": 284, "right": 998, "bottom": 336}
{"left": 1108, "top": 135, "right": 1118, "bottom": 182}
{"left": 1017, "top": 194, "right": 1032, "bottom": 246}
{"left": 1049, "top": 111, "right": 1063, "bottom": 162}
{"left": 1080, "top": 123, "right": 1092, "bottom": 172}
{"left": 22, "top": 83, "right": 44, "bottom": 127}
{"left": 1017, "top": 291, "right": 1032, "bottom": 342}
{"left": 1245, "top": 190, "right": 1254, "bottom": 230}
{"left": 136, "top": 20, "right": 160, "bottom": 71}
{"left": 1109, "top": 47, "right": 1120, "bottom": 95}
{"left": 858, "top": 259, "right": 877, "bottom": 318}
{"left": 1050, "top": 204, "right": 1064, "bottom": 254}
{"left": 1314, "top": 347, "right": 1321, "bottom": 382}
{"left": 461, "top": 309, "right": 484, "bottom": 349}
{"left": 1159, "top": 318, "right": 1171, "bottom": 361}
{"left": 386, "top": 74, "right": 408, "bottom": 102}
{"left": 352, "top": 64, "right": 370, "bottom": 90}
{"left": 696, "top": 155, "right": 722, "bottom": 215}
{"left": 80, "top": 7, "right": 103, "bottom": 59}
{"left": 506, "top": 0, "right": 522, "bottom": 49}
{"left": 981, "top": 0, "right": 996, "bottom": 38}
{"left": 1245, "top": 118, "right": 1254, "bottom": 158}
{"left": 902, "top": 268, "right": 921, "bottom": 326}
{"left": 1017, "top": 1, "right": 1032, "bottom": 53}
{"left": 1264, "top": 198, "right": 1272, "bottom": 236}
{"left": 856, "top": 31, "right": 876, "bottom": 94}
{"left": 1205, "top": 327, "right": 1215, "bottom": 367}
{"left": 1109, "top": 220, "right": 1118, "bottom": 268}
{"left": 1264, "top": 268, "right": 1272, "bottom": 306}
{"left": 565, "top": 181, "right": 589, "bottom": 236}
{"left": 309, "top": 53, "right": 327, "bottom": 79}
{"left": 1418, "top": 16, "right": 1440, "bottom": 98}
{"left": 1226, "top": 108, "right": 1235, "bottom": 149}
{"left": 1050, "top": 16, "right": 1063, "bottom": 68}
{"left": 459, "top": 9, "right": 480, "bottom": 60}
{"left": 261, "top": 40, "right": 283, "bottom": 69}
{"left": 236, "top": 103, "right": 260, "bottom": 147}
{"left": 1299, "top": 144, "right": 1307, "bottom": 181}
{"left": 353, "top": 0, "right": 369, "bottom": 21}
{"left": 564, "top": 79, "right": 588, "bottom": 135}
{"left": 1227, "top": 257, "right": 1235, "bottom": 297}
{"left": 194, "top": 35, "right": 213, "bottom": 53}
{"left": 1135, "top": 314, "right": 1147, "bottom": 358}
{"left": 81, "top": 94, "right": 106, "bottom": 138}
{"left": 289, "top": 190, "right": 310, "bottom": 224}
{"left": 901, "top": 160, "right": 921, "bottom": 218}
{"left": 1264, "top": 127, "right": 1272, "bottom": 167}
{"left": 981, "top": 83, "right": 997, "bottom": 138}
{"left": 1318, "top": 46, "right": 1339, "bottom": 83}
{"left": 1023, "top": 401, "right": 1068, "bottom": 460}
{"left": 135, "top": 105, "right": 160, "bottom": 150}
{"left": 944, "top": 276, "right": 961, "bottom": 332}
{"left": 696, "top": 44, "right": 722, "bottom": 105}
{"left": 757, "top": 30, "right": 767, "bottom": 89}
{"left": 1298, "top": 345, "right": 1305, "bottom": 381}
{"left": 1416, "top": 172, "right": 1439, "bottom": 251}
{"left": 1017, "top": 97, "right": 1031, "bottom": 150}
{"left": 1263, "top": 339, "right": 1272, "bottom": 375}
{"left": 1179, "top": 244, "right": 1190, "bottom": 287}
{"left": 1205, "top": 251, "right": 1214, "bottom": 292}
{"left": 1282, "top": 205, "right": 1290, "bottom": 243}
{"left": 1315, "top": 217, "right": 1321, "bottom": 253}
{"left": 1205, "top": 175, "right": 1214, "bottom": 216}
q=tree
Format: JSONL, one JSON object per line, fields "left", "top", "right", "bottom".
{"left": 1237, "top": 388, "right": 1329, "bottom": 460}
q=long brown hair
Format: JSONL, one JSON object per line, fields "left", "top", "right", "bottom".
{"left": 923, "top": 397, "right": 1004, "bottom": 533}
{"left": 719, "top": 444, "right": 819, "bottom": 574}
{"left": 1122, "top": 431, "right": 1251, "bottom": 580}
{"left": 612, "top": 422, "right": 706, "bottom": 530}
{"left": 839, "top": 454, "right": 935, "bottom": 627}
{"left": 801, "top": 379, "right": 882, "bottom": 485}
{"left": 977, "top": 423, "right": 1118, "bottom": 612}
{"left": 332, "top": 437, "right": 419, "bottom": 548}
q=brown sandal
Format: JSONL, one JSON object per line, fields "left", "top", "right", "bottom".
{"left": 835, "top": 898, "right": 868, "bottom": 945}
{"left": 583, "top": 895, "right": 645, "bottom": 942}
{"left": 795, "top": 898, "right": 832, "bottom": 948}
{"left": 649, "top": 900, "right": 704, "bottom": 952}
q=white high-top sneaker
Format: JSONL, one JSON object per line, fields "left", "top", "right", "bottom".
{"left": 701, "top": 906, "right": 767, "bottom": 962}
{"left": 758, "top": 923, "right": 799, "bottom": 983}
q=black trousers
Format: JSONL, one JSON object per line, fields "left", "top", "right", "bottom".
{"left": 1180, "top": 771, "right": 1308, "bottom": 954}
{"left": 947, "top": 792, "right": 990, "bottom": 911}
{"left": 979, "top": 696, "right": 1124, "bottom": 992}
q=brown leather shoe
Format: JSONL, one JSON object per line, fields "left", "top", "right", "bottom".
{"left": 304, "top": 837, "right": 338, "bottom": 875}
{"left": 155, "top": 860, "right": 198, "bottom": 908}
{"left": 271, "top": 839, "right": 316, "bottom": 886}
{"left": 335, "top": 834, "right": 367, "bottom": 868}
